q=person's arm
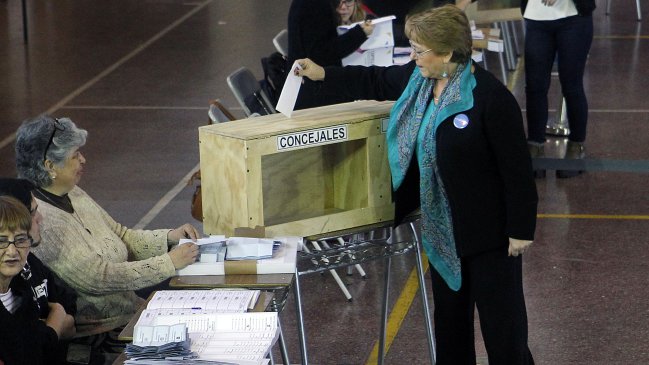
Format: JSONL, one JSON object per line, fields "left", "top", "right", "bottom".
{"left": 45, "top": 302, "right": 76, "bottom": 339}
{"left": 34, "top": 194, "right": 191, "bottom": 294}
{"left": 481, "top": 72, "right": 538, "bottom": 245}
{"left": 44, "top": 302, "right": 69, "bottom": 339}
{"left": 289, "top": 0, "right": 369, "bottom": 65}
{"left": 295, "top": 58, "right": 415, "bottom": 101}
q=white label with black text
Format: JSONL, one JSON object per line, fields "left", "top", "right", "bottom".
{"left": 276, "top": 125, "right": 348, "bottom": 151}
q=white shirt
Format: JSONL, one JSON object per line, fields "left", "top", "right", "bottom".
{"left": 524, "top": 0, "right": 578, "bottom": 20}
{"left": 0, "top": 289, "right": 22, "bottom": 314}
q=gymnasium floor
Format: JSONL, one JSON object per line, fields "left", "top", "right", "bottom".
{"left": 1, "top": 1, "right": 648, "bottom": 364}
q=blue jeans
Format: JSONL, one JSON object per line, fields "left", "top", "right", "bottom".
{"left": 524, "top": 15, "right": 593, "bottom": 144}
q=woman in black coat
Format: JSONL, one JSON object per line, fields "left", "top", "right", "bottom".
{"left": 295, "top": 5, "right": 537, "bottom": 364}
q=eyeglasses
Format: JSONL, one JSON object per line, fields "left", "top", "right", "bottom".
{"left": 338, "top": 0, "right": 355, "bottom": 7}
{"left": 0, "top": 235, "right": 33, "bottom": 249}
{"left": 409, "top": 41, "right": 434, "bottom": 59}
{"left": 43, "top": 118, "right": 65, "bottom": 162}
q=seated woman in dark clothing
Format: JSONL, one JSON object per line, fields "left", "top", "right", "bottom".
{"left": 0, "top": 186, "right": 77, "bottom": 365}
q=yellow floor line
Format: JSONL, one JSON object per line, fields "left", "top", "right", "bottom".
{"left": 594, "top": 35, "right": 649, "bottom": 39}
{"left": 507, "top": 54, "right": 524, "bottom": 91}
{"left": 365, "top": 255, "right": 429, "bottom": 365}
{"left": 538, "top": 213, "right": 649, "bottom": 220}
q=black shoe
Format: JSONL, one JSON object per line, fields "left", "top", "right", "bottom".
{"left": 556, "top": 141, "right": 585, "bottom": 178}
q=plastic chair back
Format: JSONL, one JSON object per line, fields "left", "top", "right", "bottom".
{"left": 226, "top": 67, "right": 276, "bottom": 117}
{"left": 273, "top": 29, "right": 289, "bottom": 57}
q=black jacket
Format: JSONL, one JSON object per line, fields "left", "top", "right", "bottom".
{"left": 0, "top": 254, "right": 77, "bottom": 365}
{"left": 288, "top": 0, "right": 369, "bottom": 109}
{"left": 323, "top": 62, "right": 538, "bottom": 256}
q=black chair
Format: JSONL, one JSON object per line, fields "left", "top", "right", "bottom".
{"left": 226, "top": 67, "right": 276, "bottom": 117}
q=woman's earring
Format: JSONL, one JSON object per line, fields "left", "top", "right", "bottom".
{"left": 441, "top": 62, "right": 449, "bottom": 78}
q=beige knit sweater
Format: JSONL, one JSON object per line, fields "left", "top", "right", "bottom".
{"left": 31, "top": 186, "right": 176, "bottom": 337}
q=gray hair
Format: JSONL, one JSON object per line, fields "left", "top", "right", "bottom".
{"left": 15, "top": 114, "right": 88, "bottom": 188}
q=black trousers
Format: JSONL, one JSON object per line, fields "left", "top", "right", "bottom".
{"left": 430, "top": 247, "right": 534, "bottom": 365}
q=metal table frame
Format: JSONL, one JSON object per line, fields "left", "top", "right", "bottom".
{"left": 293, "top": 220, "right": 437, "bottom": 365}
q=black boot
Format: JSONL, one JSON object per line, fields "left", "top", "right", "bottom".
{"left": 528, "top": 142, "right": 546, "bottom": 178}
{"left": 556, "top": 141, "right": 585, "bottom": 178}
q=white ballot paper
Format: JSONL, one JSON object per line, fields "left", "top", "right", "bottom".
{"left": 337, "top": 15, "right": 397, "bottom": 50}
{"left": 275, "top": 61, "right": 303, "bottom": 118}
{"left": 337, "top": 15, "right": 396, "bottom": 66}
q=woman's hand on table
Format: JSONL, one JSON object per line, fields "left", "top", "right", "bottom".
{"left": 168, "top": 223, "right": 200, "bottom": 243}
{"left": 169, "top": 242, "right": 199, "bottom": 270}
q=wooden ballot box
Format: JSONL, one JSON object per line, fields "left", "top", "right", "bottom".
{"left": 199, "top": 100, "right": 395, "bottom": 237}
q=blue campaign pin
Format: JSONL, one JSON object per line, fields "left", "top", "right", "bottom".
{"left": 453, "top": 114, "right": 469, "bottom": 129}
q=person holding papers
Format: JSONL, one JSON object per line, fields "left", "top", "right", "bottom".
{"left": 294, "top": 5, "right": 537, "bottom": 364}
{"left": 13, "top": 115, "right": 200, "bottom": 356}
{"left": 288, "top": 0, "right": 374, "bottom": 109}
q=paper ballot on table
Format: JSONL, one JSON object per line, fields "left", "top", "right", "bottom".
{"left": 337, "top": 15, "right": 396, "bottom": 50}
{"left": 275, "top": 61, "right": 302, "bottom": 118}
{"left": 226, "top": 237, "right": 275, "bottom": 260}
{"left": 179, "top": 236, "right": 227, "bottom": 263}
{"left": 131, "top": 312, "right": 278, "bottom": 365}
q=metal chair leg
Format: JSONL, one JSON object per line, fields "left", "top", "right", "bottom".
{"left": 378, "top": 254, "right": 392, "bottom": 365}
{"left": 410, "top": 221, "right": 437, "bottom": 364}
{"left": 293, "top": 268, "right": 309, "bottom": 365}
{"left": 276, "top": 318, "right": 290, "bottom": 365}
{"left": 314, "top": 240, "right": 352, "bottom": 301}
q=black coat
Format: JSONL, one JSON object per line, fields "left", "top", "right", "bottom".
{"left": 0, "top": 254, "right": 77, "bottom": 365}
{"left": 323, "top": 62, "right": 538, "bottom": 256}
{"left": 288, "top": 0, "right": 369, "bottom": 109}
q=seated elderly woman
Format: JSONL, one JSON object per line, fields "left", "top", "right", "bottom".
{"left": 14, "top": 115, "right": 200, "bottom": 354}
{"left": 0, "top": 194, "right": 76, "bottom": 365}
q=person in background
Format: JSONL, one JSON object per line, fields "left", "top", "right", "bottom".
{"left": 338, "top": 0, "right": 371, "bottom": 25}
{"left": 0, "top": 194, "right": 76, "bottom": 365}
{"left": 522, "top": 0, "right": 595, "bottom": 178}
{"left": 288, "top": 0, "right": 374, "bottom": 109}
{"left": 14, "top": 115, "right": 200, "bottom": 356}
{"left": 294, "top": 5, "right": 537, "bottom": 364}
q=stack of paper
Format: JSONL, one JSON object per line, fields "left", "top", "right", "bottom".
{"left": 225, "top": 238, "right": 276, "bottom": 260}
{"left": 145, "top": 290, "right": 260, "bottom": 313}
{"left": 176, "top": 236, "right": 301, "bottom": 276}
{"left": 125, "top": 338, "right": 194, "bottom": 361}
{"left": 129, "top": 290, "right": 277, "bottom": 365}
{"left": 337, "top": 15, "right": 396, "bottom": 67}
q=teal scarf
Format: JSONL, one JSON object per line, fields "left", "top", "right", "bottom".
{"left": 387, "top": 62, "right": 476, "bottom": 291}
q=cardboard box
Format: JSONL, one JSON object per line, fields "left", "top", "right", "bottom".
{"left": 199, "top": 100, "right": 395, "bottom": 238}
